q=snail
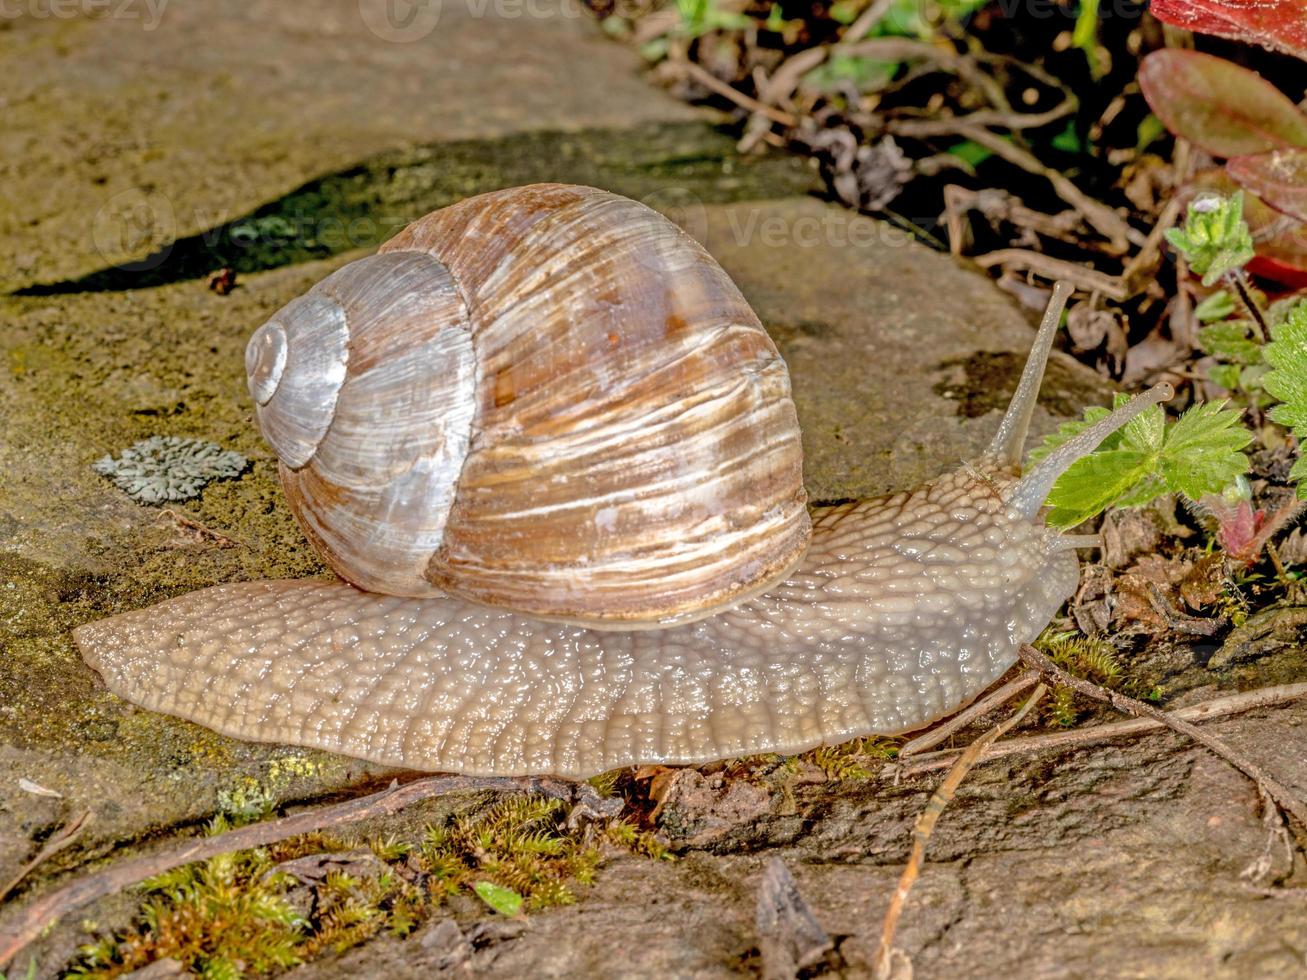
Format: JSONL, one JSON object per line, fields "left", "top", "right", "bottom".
{"left": 74, "top": 184, "right": 1171, "bottom": 778}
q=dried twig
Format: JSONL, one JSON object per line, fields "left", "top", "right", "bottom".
{"left": 896, "top": 681, "right": 1307, "bottom": 776}
{"left": 973, "top": 249, "right": 1129, "bottom": 300}
{"left": 1017, "top": 644, "right": 1307, "bottom": 831}
{"left": 873, "top": 684, "right": 1046, "bottom": 978}
{"left": 158, "top": 508, "right": 240, "bottom": 549}
{"left": 738, "top": 47, "right": 828, "bottom": 152}
{"left": 943, "top": 186, "right": 1087, "bottom": 256}
{"left": 839, "top": 0, "right": 895, "bottom": 47}
{"left": 1242, "top": 786, "right": 1296, "bottom": 885}
{"left": 677, "top": 59, "right": 796, "bottom": 126}
{"left": 938, "top": 124, "right": 1137, "bottom": 253}
{"left": 889, "top": 100, "right": 1074, "bottom": 138}
{"left": 899, "top": 672, "right": 1039, "bottom": 757}
{"left": 0, "top": 811, "right": 91, "bottom": 904}
{"left": 0, "top": 775, "right": 591, "bottom": 969}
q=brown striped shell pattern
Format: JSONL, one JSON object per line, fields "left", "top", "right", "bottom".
{"left": 245, "top": 183, "right": 810, "bottom": 628}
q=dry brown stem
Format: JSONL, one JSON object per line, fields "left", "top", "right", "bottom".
{"left": 873, "top": 684, "right": 1047, "bottom": 978}
{"left": 900, "top": 672, "right": 1040, "bottom": 757}
{"left": 897, "top": 681, "right": 1307, "bottom": 777}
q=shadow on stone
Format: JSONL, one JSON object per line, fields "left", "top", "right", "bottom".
{"left": 14, "top": 122, "right": 818, "bottom": 297}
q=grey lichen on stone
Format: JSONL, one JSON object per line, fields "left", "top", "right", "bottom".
{"left": 92, "top": 436, "right": 249, "bottom": 504}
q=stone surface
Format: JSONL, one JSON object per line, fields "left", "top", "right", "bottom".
{"left": 0, "top": 0, "right": 702, "bottom": 291}
{"left": 1, "top": 1, "right": 1304, "bottom": 978}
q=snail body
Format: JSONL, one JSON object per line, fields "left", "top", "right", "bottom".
{"left": 74, "top": 185, "right": 1170, "bottom": 778}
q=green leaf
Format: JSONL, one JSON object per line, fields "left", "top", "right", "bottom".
{"left": 1263, "top": 301, "right": 1307, "bottom": 453}
{"left": 1207, "top": 363, "right": 1243, "bottom": 391}
{"left": 1031, "top": 396, "right": 1251, "bottom": 528}
{"left": 945, "top": 139, "right": 994, "bottom": 168}
{"left": 473, "top": 881, "right": 523, "bottom": 916}
{"left": 1051, "top": 120, "right": 1083, "bottom": 154}
{"left": 1043, "top": 449, "right": 1156, "bottom": 528}
{"left": 1291, "top": 454, "right": 1307, "bottom": 499}
{"left": 1136, "top": 114, "right": 1167, "bottom": 154}
{"left": 1156, "top": 401, "right": 1254, "bottom": 499}
{"left": 1194, "top": 290, "right": 1237, "bottom": 323}
{"left": 1025, "top": 406, "right": 1114, "bottom": 467}
{"left": 1197, "top": 321, "right": 1263, "bottom": 363}
{"left": 1119, "top": 400, "right": 1167, "bottom": 455}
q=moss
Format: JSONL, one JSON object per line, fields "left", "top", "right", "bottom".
{"left": 216, "top": 754, "right": 328, "bottom": 821}
{"left": 801, "top": 737, "right": 900, "bottom": 779}
{"left": 1036, "top": 630, "right": 1146, "bottom": 727}
{"left": 66, "top": 796, "right": 660, "bottom": 978}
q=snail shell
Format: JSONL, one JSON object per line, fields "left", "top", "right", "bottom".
{"left": 247, "top": 184, "right": 810, "bottom": 627}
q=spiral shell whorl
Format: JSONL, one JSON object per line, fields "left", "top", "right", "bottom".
{"left": 250, "top": 251, "right": 476, "bottom": 596}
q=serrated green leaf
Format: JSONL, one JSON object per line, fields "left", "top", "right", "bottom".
{"left": 1156, "top": 401, "right": 1252, "bottom": 500}
{"left": 1043, "top": 449, "right": 1155, "bottom": 528}
{"left": 1026, "top": 406, "right": 1113, "bottom": 467}
{"left": 473, "top": 880, "right": 523, "bottom": 916}
{"left": 1119, "top": 402, "right": 1166, "bottom": 454}
{"left": 1263, "top": 303, "right": 1307, "bottom": 429}
{"left": 1031, "top": 393, "right": 1251, "bottom": 527}
{"left": 1198, "top": 321, "right": 1263, "bottom": 364}
{"left": 1292, "top": 454, "right": 1307, "bottom": 499}
{"left": 1208, "top": 363, "right": 1243, "bottom": 391}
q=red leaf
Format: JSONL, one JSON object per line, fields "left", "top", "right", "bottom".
{"left": 1151, "top": 0, "right": 1307, "bottom": 60}
{"left": 1228, "top": 149, "right": 1307, "bottom": 222}
{"left": 1139, "top": 50, "right": 1307, "bottom": 157}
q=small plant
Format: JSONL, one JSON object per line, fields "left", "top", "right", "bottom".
{"left": 1139, "top": 16, "right": 1307, "bottom": 286}
{"left": 1036, "top": 631, "right": 1130, "bottom": 726}
{"left": 803, "top": 737, "right": 899, "bottom": 779}
{"left": 1165, "top": 193, "right": 1255, "bottom": 289}
{"left": 1030, "top": 394, "right": 1252, "bottom": 529}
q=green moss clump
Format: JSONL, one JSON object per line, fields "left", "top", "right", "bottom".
{"left": 67, "top": 795, "right": 659, "bottom": 978}
{"left": 802, "top": 736, "right": 900, "bottom": 780}
{"left": 1036, "top": 630, "right": 1155, "bottom": 726}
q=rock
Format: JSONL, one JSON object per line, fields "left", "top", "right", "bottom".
{"left": 1, "top": 0, "right": 1303, "bottom": 977}
{"left": 416, "top": 917, "right": 473, "bottom": 971}
{"left": 0, "top": 0, "right": 703, "bottom": 291}
{"left": 754, "top": 858, "right": 837, "bottom": 980}
{"left": 1210, "top": 605, "right": 1307, "bottom": 670}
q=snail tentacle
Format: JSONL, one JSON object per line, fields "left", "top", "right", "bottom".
{"left": 987, "top": 280, "right": 1073, "bottom": 466}
{"left": 1004, "top": 382, "right": 1176, "bottom": 521}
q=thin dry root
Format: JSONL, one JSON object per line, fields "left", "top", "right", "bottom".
{"left": 1017, "top": 643, "right": 1307, "bottom": 834}
{"left": 873, "top": 684, "right": 1047, "bottom": 978}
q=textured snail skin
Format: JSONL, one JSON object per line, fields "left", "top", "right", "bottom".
{"left": 75, "top": 466, "right": 1077, "bottom": 777}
